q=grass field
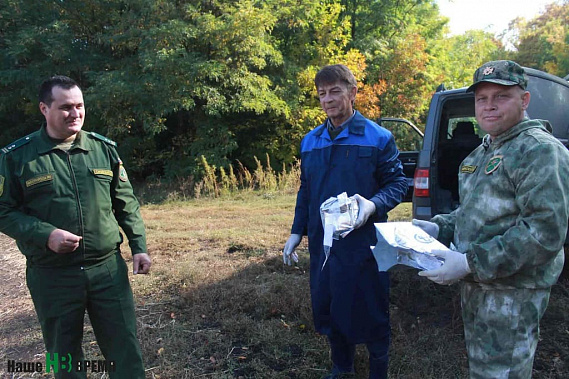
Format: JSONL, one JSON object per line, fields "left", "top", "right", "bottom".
{"left": 132, "top": 193, "right": 569, "bottom": 378}
{"left": 1, "top": 192, "right": 568, "bottom": 378}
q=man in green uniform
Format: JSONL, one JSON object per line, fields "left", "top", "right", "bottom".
{"left": 414, "top": 60, "right": 569, "bottom": 378}
{"left": 0, "top": 75, "right": 151, "bottom": 378}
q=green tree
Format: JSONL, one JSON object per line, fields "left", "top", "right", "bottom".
{"left": 343, "top": 1, "right": 448, "bottom": 124}
{"left": 0, "top": 0, "right": 530, "bottom": 183}
{"left": 509, "top": 1, "right": 569, "bottom": 77}
{"left": 0, "top": 0, "right": 109, "bottom": 141}
{"left": 432, "top": 30, "right": 503, "bottom": 90}
{"left": 0, "top": 0, "right": 289, "bottom": 179}
{"left": 235, "top": 0, "right": 354, "bottom": 167}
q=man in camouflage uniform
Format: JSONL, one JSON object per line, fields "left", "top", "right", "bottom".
{"left": 0, "top": 76, "right": 151, "bottom": 378}
{"left": 414, "top": 60, "right": 569, "bottom": 378}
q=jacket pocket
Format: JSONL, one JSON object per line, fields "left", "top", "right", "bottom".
{"left": 24, "top": 172, "right": 55, "bottom": 193}
{"left": 90, "top": 168, "right": 114, "bottom": 181}
{"left": 89, "top": 167, "right": 114, "bottom": 212}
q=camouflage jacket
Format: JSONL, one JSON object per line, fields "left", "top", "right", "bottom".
{"left": 433, "top": 119, "right": 569, "bottom": 289}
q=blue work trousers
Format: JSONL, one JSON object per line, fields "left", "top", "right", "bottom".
{"left": 328, "top": 332, "right": 389, "bottom": 379}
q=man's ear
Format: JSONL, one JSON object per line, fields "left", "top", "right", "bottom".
{"left": 349, "top": 85, "right": 358, "bottom": 104}
{"left": 350, "top": 85, "right": 358, "bottom": 97}
{"left": 39, "top": 102, "right": 49, "bottom": 117}
{"left": 521, "top": 91, "right": 531, "bottom": 111}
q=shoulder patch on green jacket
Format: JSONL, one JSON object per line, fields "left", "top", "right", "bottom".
{"left": 1, "top": 134, "right": 33, "bottom": 154}
{"left": 89, "top": 132, "right": 117, "bottom": 147}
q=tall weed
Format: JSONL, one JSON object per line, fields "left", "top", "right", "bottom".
{"left": 134, "top": 155, "right": 300, "bottom": 203}
{"left": 196, "top": 155, "right": 299, "bottom": 199}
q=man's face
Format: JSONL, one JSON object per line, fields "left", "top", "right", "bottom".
{"left": 40, "top": 85, "right": 85, "bottom": 141}
{"left": 474, "top": 82, "right": 530, "bottom": 138}
{"left": 317, "top": 82, "right": 357, "bottom": 126}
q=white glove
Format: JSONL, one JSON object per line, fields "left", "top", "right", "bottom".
{"left": 412, "top": 218, "right": 439, "bottom": 238}
{"left": 418, "top": 249, "right": 471, "bottom": 285}
{"left": 353, "top": 194, "right": 376, "bottom": 229}
{"left": 283, "top": 234, "right": 301, "bottom": 265}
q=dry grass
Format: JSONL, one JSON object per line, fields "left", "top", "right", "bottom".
{"left": 1, "top": 195, "right": 568, "bottom": 379}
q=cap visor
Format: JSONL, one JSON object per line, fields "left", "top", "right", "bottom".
{"left": 466, "top": 79, "right": 519, "bottom": 92}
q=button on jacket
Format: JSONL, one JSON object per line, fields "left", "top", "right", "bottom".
{"left": 291, "top": 111, "right": 408, "bottom": 343}
{"left": 0, "top": 125, "right": 147, "bottom": 267}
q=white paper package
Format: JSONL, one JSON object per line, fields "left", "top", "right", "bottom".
{"left": 319, "top": 192, "right": 359, "bottom": 269}
{"left": 371, "top": 222, "right": 446, "bottom": 272}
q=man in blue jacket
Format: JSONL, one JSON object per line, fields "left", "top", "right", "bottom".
{"left": 283, "top": 64, "right": 408, "bottom": 378}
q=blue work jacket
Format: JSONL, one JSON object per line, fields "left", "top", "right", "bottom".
{"left": 291, "top": 111, "right": 408, "bottom": 343}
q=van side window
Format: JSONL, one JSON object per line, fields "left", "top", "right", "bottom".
{"left": 437, "top": 98, "right": 480, "bottom": 209}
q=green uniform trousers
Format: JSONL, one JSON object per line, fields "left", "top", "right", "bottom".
{"left": 461, "top": 282, "right": 550, "bottom": 379}
{"left": 26, "top": 252, "right": 145, "bottom": 379}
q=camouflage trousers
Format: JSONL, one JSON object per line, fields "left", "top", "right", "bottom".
{"left": 461, "top": 282, "right": 551, "bottom": 379}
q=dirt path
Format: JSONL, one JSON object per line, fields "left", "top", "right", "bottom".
{"left": 0, "top": 233, "right": 46, "bottom": 374}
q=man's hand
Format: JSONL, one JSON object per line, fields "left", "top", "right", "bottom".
{"left": 412, "top": 219, "right": 439, "bottom": 238}
{"left": 47, "top": 229, "right": 82, "bottom": 253}
{"left": 283, "top": 234, "right": 301, "bottom": 265}
{"left": 133, "top": 253, "right": 151, "bottom": 274}
{"left": 418, "top": 249, "right": 471, "bottom": 285}
{"left": 353, "top": 194, "right": 376, "bottom": 229}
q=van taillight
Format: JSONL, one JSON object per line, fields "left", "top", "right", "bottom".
{"left": 414, "top": 169, "right": 429, "bottom": 197}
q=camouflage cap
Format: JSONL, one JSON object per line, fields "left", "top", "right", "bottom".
{"left": 466, "top": 60, "right": 528, "bottom": 92}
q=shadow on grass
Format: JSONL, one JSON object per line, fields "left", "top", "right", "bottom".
{"left": 134, "top": 248, "right": 569, "bottom": 379}
{"left": 135, "top": 251, "right": 329, "bottom": 379}
{"left": 2, "top": 253, "right": 567, "bottom": 379}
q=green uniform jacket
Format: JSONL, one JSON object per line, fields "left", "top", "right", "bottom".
{"left": 433, "top": 119, "right": 569, "bottom": 289}
{"left": 0, "top": 126, "right": 147, "bottom": 267}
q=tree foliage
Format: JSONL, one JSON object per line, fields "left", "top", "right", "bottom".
{"left": 433, "top": 30, "right": 503, "bottom": 90}
{"left": 508, "top": 1, "right": 569, "bottom": 78}
{"left": 0, "top": 0, "right": 558, "bottom": 182}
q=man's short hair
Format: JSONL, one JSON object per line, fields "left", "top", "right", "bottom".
{"left": 314, "top": 64, "right": 357, "bottom": 89}
{"left": 39, "top": 75, "right": 81, "bottom": 105}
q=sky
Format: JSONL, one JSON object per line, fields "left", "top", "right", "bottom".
{"left": 436, "top": 0, "right": 562, "bottom": 36}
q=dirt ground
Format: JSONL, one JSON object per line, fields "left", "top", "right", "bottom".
{"left": 0, "top": 234, "right": 48, "bottom": 378}
{"left": 0, "top": 234, "right": 44, "bottom": 359}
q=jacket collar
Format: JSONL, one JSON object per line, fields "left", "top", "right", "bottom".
{"left": 489, "top": 118, "right": 551, "bottom": 148}
{"left": 36, "top": 125, "right": 92, "bottom": 154}
{"left": 314, "top": 110, "right": 366, "bottom": 138}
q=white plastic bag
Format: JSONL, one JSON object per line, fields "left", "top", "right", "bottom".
{"left": 372, "top": 222, "right": 445, "bottom": 271}
{"left": 319, "top": 192, "right": 359, "bottom": 269}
